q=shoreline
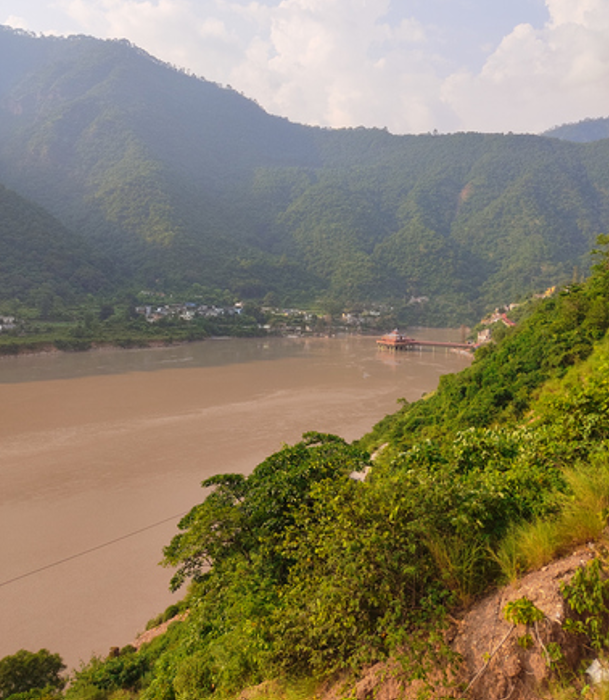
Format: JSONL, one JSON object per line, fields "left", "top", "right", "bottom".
{"left": 0, "top": 326, "right": 474, "bottom": 361}
{"left": 0, "top": 331, "right": 357, "bottom": 360}
{"left": 0, "top": 336, "right": 223, "bottom": 360}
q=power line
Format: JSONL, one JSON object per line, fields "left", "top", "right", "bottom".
{"left": 0, "top": 511, "right": 188, "bottom": 589}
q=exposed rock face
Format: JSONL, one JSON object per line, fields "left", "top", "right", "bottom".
{"left": 455, "top": 548, "right": 594, "bottom": 700}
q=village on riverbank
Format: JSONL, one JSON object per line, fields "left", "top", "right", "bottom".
{"left": 0, "top": 286, "right": 555, "bottom": 356}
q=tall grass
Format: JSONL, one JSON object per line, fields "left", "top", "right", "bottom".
{"left": 494, "top": 456, "right": 609, "bottom": 582}
{"left": 493, "top": 519, "right": 559, "bottom": 583}
{"left": 426, "top": 535, "right": 491, "bottom": 605}
{"left": 235, "top": 678, "right": 320, "bottom": 700}
{"left": 556, "top": 456, "right": 609, "bottom": 547}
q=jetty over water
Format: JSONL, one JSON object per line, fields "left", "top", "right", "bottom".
{"left": 376, "top": 330, "right": 472, "bottom": 351}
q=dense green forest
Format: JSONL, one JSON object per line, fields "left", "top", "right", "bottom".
{"left": 0, "top": 183, "right": 111, "bottom": 302}
{"left": 1, "top": 26, "right": 609, "bottom": 326}
{"left": 6, "top": 239, "right": 609, "bottom": 699}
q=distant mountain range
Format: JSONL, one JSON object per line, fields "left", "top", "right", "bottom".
{"left": 1, "top": 25, "right": 609, "bottom": 323}
{"left": 543, "top": 117, "right": 609, "bottom": 143}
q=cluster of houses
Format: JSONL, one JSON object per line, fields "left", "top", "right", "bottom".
{"left": 340, "top": 309, "right": 382, "bottom": 325}
{"left": 133, "top": 301, "right": 387, "bottom": 334}
{"left": 475, "top": 286, "right": 556, "bottom": 344}
{"left": 134, "top": 303, "right": 245, "bottom": 323}
{"left": 0, "top": 316, "right": 16, "bottom": 332}
{"left": 476, "top": 305, "right": 518, "bottom": 344}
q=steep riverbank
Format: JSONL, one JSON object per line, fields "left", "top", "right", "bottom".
{"left": 0, "top": 335, "right": 470, "bottom": 669}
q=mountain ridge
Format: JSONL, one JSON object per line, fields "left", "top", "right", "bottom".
{"left": 543, "top": 116, "right": 609, "bottom": 143}
{"left": 1, "top": 26, "right": 609, "bottom": 323}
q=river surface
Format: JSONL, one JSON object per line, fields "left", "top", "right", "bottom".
{"left": 0, "top": 332, "right": 470, "bottom": 669}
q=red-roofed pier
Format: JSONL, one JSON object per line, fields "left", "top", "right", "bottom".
{"left": 376, "top": 330, "right": 472, "bottom": 351}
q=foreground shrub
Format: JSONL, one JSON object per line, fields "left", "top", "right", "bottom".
{"left": 0, "top": 650, "right": 65, "bottom": 700}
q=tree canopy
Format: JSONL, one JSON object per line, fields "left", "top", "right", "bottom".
{"left": 0, "top": 649, "right": 65, "bottom": 700}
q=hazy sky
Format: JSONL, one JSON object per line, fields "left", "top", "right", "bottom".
{"left": 2, "top": 0, "right": 609, "bottom": 135}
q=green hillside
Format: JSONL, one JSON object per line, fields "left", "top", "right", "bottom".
{"left": 2, "top": 27, "right": 609, "bottom": 323}
{"left": 4, "top": 239, "right": 603, "bottom": 700}
{"left": 0, "top": 182, "right": 110, "bottom": 308}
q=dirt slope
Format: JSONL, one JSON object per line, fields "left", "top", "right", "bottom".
{"left": 323, "top": 547, "right": 597, "bottom": 700}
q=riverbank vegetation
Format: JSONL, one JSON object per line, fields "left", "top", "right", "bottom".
{"left": 7, "top": 239, "right": 609, "bottom": 699}
{"left": 0, "top": 294, "right": 396, "bottom": 355}
{"left": 0, "top": 300, "right": 257, "bottom": 355}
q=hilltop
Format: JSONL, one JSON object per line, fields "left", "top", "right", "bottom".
{"left": 544, "top": 116, "right": 609, "bottom": 143}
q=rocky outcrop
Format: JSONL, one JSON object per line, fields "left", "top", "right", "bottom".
{"left": 454, "top": 548, "right": 594, "bottom": 700}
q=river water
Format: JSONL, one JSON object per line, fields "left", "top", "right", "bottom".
{"left": 0, "top": 332, "right": 470, "bottom": 669}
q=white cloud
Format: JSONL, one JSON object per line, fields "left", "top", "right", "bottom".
{"left": 439, "top": 1, "right": 609, "bottom": 133}
{"left": 226, "top": 0, "right": 445, "bottom": 132}
{"left": 56, "top": 0, "right": 244, "bottom": 77}
{"left": 59, "top": 0, "right": 196, "bottom": 43}
{"left": 546, "top": 0, "right": 609, "bottom": 29}
{"left": 230, "top": 0, "right": 609, "bottom": 133}
{"left": 4, "top": 15, "right": 29, "bottom": 29}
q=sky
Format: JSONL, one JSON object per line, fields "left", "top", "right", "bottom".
{"left": 1, "top": 0, "right": 609, "bottom": 135}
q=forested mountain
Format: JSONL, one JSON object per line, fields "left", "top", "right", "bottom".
{"left": 0, "top": 182, "right": 110, "bottom": 307}
{"left": 544, "top": 116, "right": 609, "bottom": 143}
{"left": 2, "top": 26, "right": 609, "bottom": 322}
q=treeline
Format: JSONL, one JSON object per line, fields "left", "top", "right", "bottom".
{"left": 544, "top": 116, "right": 609, "bottom": 143}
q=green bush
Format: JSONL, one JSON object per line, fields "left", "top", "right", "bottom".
{"left": 0, "top": 650, "right": 65, "bottom": 700}
{"left": 562, "top": 559, "right": 609, "bottom": 652}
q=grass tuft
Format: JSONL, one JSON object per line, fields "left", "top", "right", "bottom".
{"left": 555, "top": 456, "right": 609, "bottom": 550}
{"left": 426, "top": 535, "right": 489, "bottom": 605}
{"left": 494, "top": 456, "right": 609, "bottom": 581}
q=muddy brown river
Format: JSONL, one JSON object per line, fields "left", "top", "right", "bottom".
{"left": 0, "top": 333, "right": 470, "bottom": 668}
